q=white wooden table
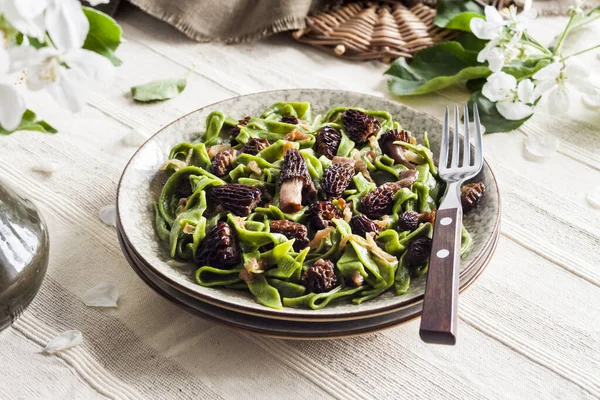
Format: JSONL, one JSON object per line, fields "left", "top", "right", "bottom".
{"left": 1, "top": 6, "right": 599, "bottom": 399}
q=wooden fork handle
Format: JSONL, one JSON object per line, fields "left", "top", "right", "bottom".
{"left": 419, "top": 207, "right": 463, "bottom": 345}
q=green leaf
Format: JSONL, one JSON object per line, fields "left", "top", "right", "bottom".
{"left": 434, "top": 0, "right": 483, "bottom": 28}
{"left": 82, "top": 7, "right": 123, "bottom": 67}
{"left": 0, "top": 110, "right": 58, "bottom": 135}
{"left": 131, "top": 77, "right": 187, "bottom": 102}
{"left": 467, "top": 91, "right": 531, "bottom": 133}
{"left": 502, "top": 59, "right": 551, "bottom": 80}
{"left": 444, "top": 11, "right": 483, "bottom": 31}
{"left": 385, "top": 37, "right": 491, "bottom": 95}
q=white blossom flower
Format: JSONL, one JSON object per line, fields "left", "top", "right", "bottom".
{"left": 533, "top": 59, "right": 594, "bottom": 115}
{"left": 470, "top": 6, "right": 506, "bottom": 40}
{"left": 0, "top": 32, "right": 26, "bottom": 131}
{"left": 0, "top": 0, "right": 48, "bottom": 40}
{"left": 9, "top": 45, "right": 114, "bottom": 112}
{"left": 482, "top": 71, "right": 536, "bottom": 120}
{"left": 502, "top": 0, "right": 537, "bottom": 32}
{"left": 471, "top": 3, "right": 538, "bottom": 72}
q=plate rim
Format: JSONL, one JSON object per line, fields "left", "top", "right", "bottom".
{"left": 116, "top": 88, "right": 501, "bottom": 321}
{"left": 118, "top": 225, "right": 499, "bottom": 339}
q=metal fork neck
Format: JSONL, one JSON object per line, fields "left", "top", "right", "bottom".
{"left": 439, "top": 181, "right": 462, "bottom": 210}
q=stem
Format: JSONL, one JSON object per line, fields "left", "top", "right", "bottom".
{"left": 553, "top": 13, "right": 576, "bottom": 56}
{"left": 523, "top": 33, "right": 552, "bottom": 55}
{"left": 562, "top": 43, "right": 600, "bottom": 60}
{"left": 522, "top": 40, "right": 552, "bottom": 55}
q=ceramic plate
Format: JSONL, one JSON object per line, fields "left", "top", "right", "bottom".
{"left": 117, "top": 89, "right": 500, "bottom": 321}
{"left": 117, "top": 226, "right": 499, "bottom": 339}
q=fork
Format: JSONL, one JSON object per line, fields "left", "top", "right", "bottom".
{"left": 419, "top": 104, "right": 483, "bottom": 345}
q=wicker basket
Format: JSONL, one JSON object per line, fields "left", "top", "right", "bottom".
{"left": 292, "top": 0, "right": 508, "bottom": 62}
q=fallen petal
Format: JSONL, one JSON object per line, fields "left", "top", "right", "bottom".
{"left": 82, "top": 282, "right": 119, "bottom": 307}
{"left": 33, "top": 160, "right": 59, "bottom": 174}
{"left": 121, "top": 127, "right": 147, "bottom": 147}
{"left": 99, "top": 204, "right": 117, "bottom": 227}
{"left": 469, "top": 121, "right": 486, "bottom": 135}
{"left": 524, "top": 134, "right": 559, "bottom": 158}
{"left": 582, "top": 89, "right": 600, "bottom": 110}
{"left": 587, "top": 187, "right": 600, "bottom": 209}
{"left": 43, "top": 330, "right": 83, "bottom": 354}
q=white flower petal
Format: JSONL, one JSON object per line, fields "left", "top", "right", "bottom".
{"left": 14, "top": 0, "right": 49, "bottom": 19}
{"left": 518, "top": 7, "right": 538, "bottom": 22}
{"left": 2, "top": 2, "right": 46, "bottom": 39}
{"left": 533, "top": 62, "right": 561, "bottom": 80}
{"left": 122, "top": 127, "right": 148, "bottom": 147}
{"left": 582, "top": 88, "right": 600, "bottom": 109}
{"left": 533, "top": 79, "right": 556, "bottom": 98}
{"left": 86, "top": 0, "right": 110, "bottom": 5}
{"left": 569, "top": 77, "right": 596, "bottom": 96}
{"left": 517, "top": 79, "right": 536, "bottom": 104}
{"left": 496, "top": 101, "right": 534, "bottom": 120}
{"left": 485, "top": 6, "right": 504, "bottom": 25}
{"left": 470, "top": 18, "right": 490, "bottom": 40}
{"left": 99, "top": 204, "right": 117, "bottom": 227}
{"left": 43, "top": 330, "right": 83, "bottom": 354}
{"left": 63, "top": 49, "right": 115, "bottom": 82}
{"left": 46, "top": 68, "right": 89, "bottom": 112}
{"left": 33, "top": 160, "right": 60, "bottom": 173}
{"left": 587, "top": 187, "right": 600, "bottom": 209}
{"left": 546, "top": 86, "right": 570, "bottom": 115}
{"left": 524, "top": 134, "right": 560, "bottom": 158}
{"left": 8, "top": 47, "right": 58, "bottom": 73}
{"left": 46, "top": 0, "right": 90, "bottom": 51}
{"left": 482, "top": 71, "right": 517, "bottom": 102}
{"left": 0, "top": 84, "right": 26, "bottom": 131}
{"left": 27, "top": 58, "right": 63, "bottom": 91}
{"left": 82, "top": 282, "right": 119, "bottom": 308}
{"left": 564, "top": 58, "right": 588, "bottom": 79}
{"left": 487, "top": 47, "right": 505, "bottom": 72}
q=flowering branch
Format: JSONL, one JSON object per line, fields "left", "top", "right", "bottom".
{"left": 0, "top": 0, "right": 122, "bottom": 134}
{"left": 384, "top": 0, "right": 600, "bottom": 133}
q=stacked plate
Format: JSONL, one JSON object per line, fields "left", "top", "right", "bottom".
{"left": 116, "top": 89, "right": 501, "bottom": 339}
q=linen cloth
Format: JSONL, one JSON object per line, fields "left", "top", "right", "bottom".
{"left": 0, "top": 8, "right": 599, "bottom": 400}
{"left": 89, "top": 0, "right": 596, "bottom": 41}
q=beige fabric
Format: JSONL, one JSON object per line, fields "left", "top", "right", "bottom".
{"left": 1, "top": 9, "right": 599, "bottom": 399}
{"left": 126, "top": 0, "right": 343, "bottom": 43}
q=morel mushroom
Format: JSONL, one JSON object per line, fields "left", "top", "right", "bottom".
{"left": 241, "top": 138, "right": 270, "bottom": 155}
{"left": 269, "top": 220, "right": 309, "bottom": 251}
{"left": 230, "top": 116, "right": 251, "bottom": 139}
{"left": 196, "top": 222, "right": 241, "bottom": 269}
{"left": 307, "top": 201, "right": 342, "bottom": 230}
{"left": 378, "top": 129, "right": 415, "bottom": 169}
{"left": 322, "top": 161, "right": 354, "bottom": 198}
{"left": 461, "top": 182, "right": 486, "bottom": 212}
{"left": 281, "top": 115, "right": 299, "bottom": 124}
{"left": 349, "top": 214, "right": 381, "bottom": 238}
{"left": 359, "top": 170, "right": 418, "bottom": 219}
{"left": 302, "top": 259, "right": 337, "bottom": 293}
{"left": 211, "top": 184, "right": 262, "bottom": 216}
{"left": 341, "top": 109, "right": 381, "bottom": 144}
{"left": 279, "top": 148, "right": 315, "bottom": 213}
{"left": 211, "top": 148, "right": 237, "bottom": 177}
{"left": 315, "top": 126, "right": 342, "bottom": 159}
{"left": 406, "top": 237, "right": 432, "bottom": 268}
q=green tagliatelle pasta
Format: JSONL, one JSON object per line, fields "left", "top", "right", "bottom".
{"left": 154, "top": 102, "right": 475, "bottom": 310}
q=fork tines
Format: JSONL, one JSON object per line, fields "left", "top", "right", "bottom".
{"left": 439, "top": 105, "right": 483, "bottom": 180}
